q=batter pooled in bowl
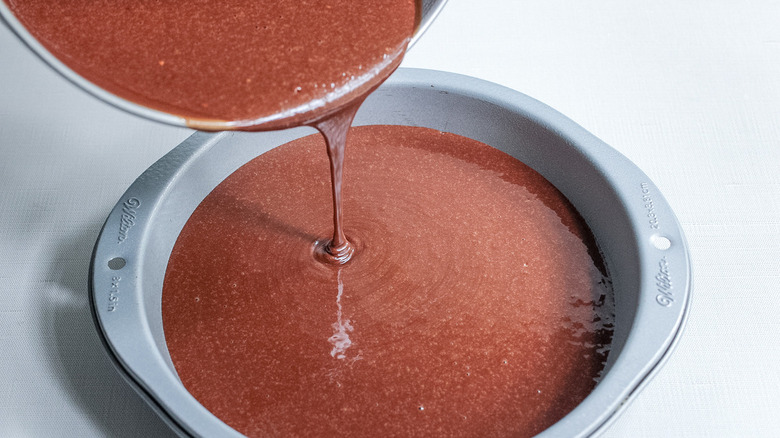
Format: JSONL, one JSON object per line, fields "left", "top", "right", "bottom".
{"left": 162, "top": 126, "right": 614, "bottom": 437}
{"left": 4, "top": 0, "right": 418, "bottom": 130}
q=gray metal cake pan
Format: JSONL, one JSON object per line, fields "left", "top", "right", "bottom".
{"left": 90, "top": 68, "right": 692, "bottom": 437}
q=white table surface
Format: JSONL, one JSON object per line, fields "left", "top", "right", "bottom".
{"left": 2, "top": 0, "right": 779, "bottom": 436}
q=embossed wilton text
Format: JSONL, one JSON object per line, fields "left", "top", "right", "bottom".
{"left": 118, "top": 197, "right": 141, "bottom": 243}
{"left": 655, "top": 256, "right": 674, "bottom": 307}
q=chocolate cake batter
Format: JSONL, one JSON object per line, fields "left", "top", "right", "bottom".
{"left": 162, "top": 126, "right": 614, "bottom": 437}
{"left": 9, "top": 2, "right": 614, "bottom": 435}
{"left": 4, "top": 0, "right": 417, "bottom": 130}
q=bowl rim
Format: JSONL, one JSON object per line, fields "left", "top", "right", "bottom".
{"left": 89, "top": 68, "right": 692, "bottom": 437}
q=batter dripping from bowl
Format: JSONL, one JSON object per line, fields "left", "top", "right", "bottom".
{"left": 4, "top": 0, "right": 419, "bottom": 262}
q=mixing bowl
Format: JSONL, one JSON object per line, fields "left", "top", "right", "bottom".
{"left": 0, "top": 0, "right": 448, "bottom": 130}
{"left": 90, "top": 68, "right": 691, "bottom": 437}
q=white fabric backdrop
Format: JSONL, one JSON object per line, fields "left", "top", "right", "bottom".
{"left": 2, "top": 0, "right": 778, "bottom": 436}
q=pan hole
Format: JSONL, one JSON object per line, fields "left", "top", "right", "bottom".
{"left": 108, "top": 257, "right": 126, "bottom": 270}
{"left": 650, "top": 235, "right": 672, "bottom": 251}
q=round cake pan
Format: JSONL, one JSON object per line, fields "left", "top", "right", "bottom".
{"left": 90, "top": 68, "right": 692, "bottom": 437}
